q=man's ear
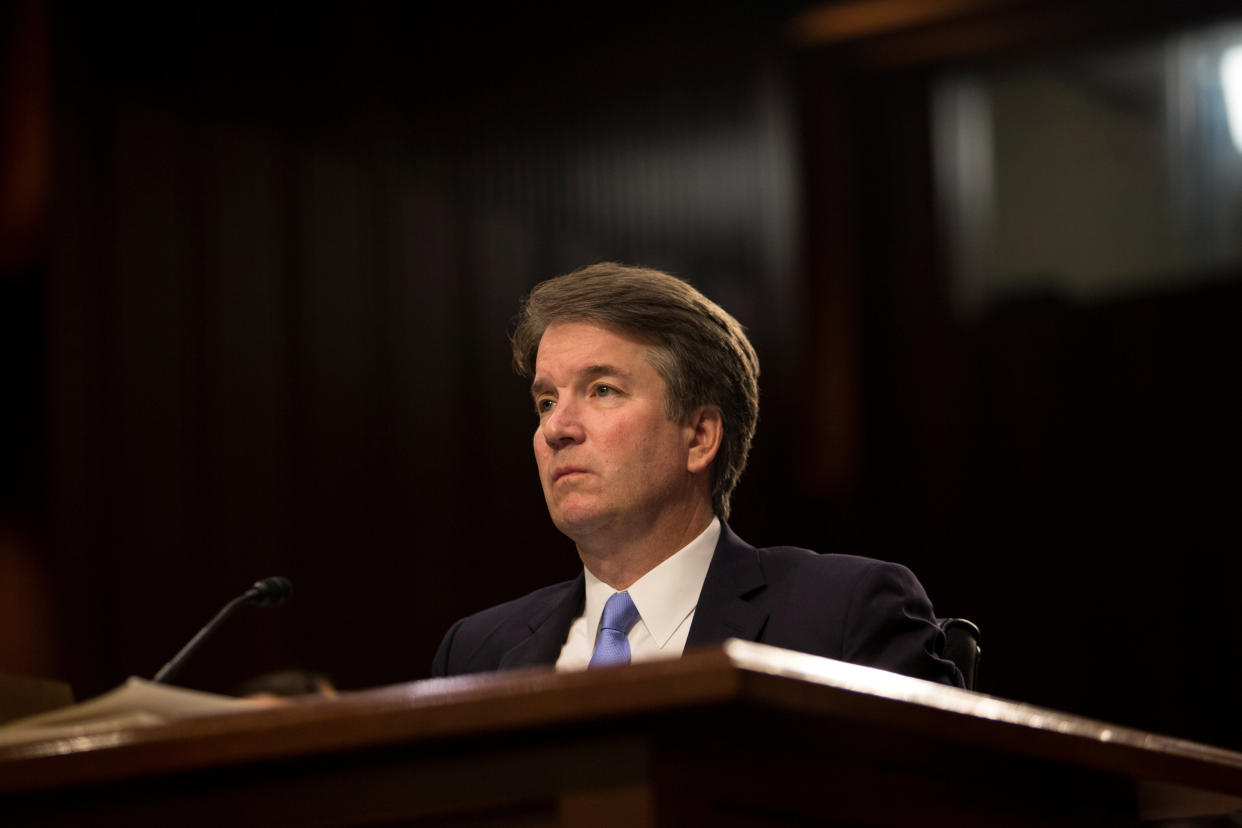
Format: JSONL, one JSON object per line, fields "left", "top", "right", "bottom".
{"left": 686, "top": 406, "right": 723, "bottom": 475}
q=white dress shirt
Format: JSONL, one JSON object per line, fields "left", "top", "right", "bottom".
{"left": 555, "top": 518, "right": 721, "bottom": 671}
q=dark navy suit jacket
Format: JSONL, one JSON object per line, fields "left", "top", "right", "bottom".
{"left": 432, "top": 523, "right": 963, "bottom": 687}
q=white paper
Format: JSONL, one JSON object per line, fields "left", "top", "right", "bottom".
{"left": 0, "top": 676, "right": 266, "bottom": 748}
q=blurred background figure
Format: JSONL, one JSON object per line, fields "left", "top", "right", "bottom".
{"left": 231, "top": 668, "right": 336, "bottom": 700}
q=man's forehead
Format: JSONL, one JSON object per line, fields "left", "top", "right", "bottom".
{"left": 531, "top": 322, "right": 653, "bottom": 387}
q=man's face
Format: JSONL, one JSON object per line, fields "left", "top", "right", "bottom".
{"left": 531, "top": 321, "right": 698, "bottom": 543}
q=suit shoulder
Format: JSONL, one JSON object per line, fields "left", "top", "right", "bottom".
{"left": 432, "top": 577, "right": 582, "bottom": 677}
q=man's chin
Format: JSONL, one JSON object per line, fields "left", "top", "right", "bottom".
{"left": 548, "top": 505, "right": 614, "bottom": 541}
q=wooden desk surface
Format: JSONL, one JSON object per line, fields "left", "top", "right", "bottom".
{"left": 2, "top": 641, "right": 1240, "bottom": 826}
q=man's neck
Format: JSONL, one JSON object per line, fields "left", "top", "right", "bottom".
{"left": 574, "top": 505, "right": 717, "bottom": 590}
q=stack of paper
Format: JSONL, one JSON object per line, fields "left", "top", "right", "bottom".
{"left": 0, "top": 677, "right": 267, "bottom": 748}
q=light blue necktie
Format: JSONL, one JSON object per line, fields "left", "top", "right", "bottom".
{"left": 589, "top": 591, "right": 640, "bottom": 668}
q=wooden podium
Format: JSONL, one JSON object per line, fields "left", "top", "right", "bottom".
{"left": 3, "top": 640, "right": 1241, "bottom": 826}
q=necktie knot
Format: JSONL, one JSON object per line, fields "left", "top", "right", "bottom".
{"left": 589, "top": 591, "right": 640, "bottom": 668}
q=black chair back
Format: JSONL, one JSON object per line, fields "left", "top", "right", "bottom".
{"left": 938, "top": 617, "right": 981, "bottom": 691}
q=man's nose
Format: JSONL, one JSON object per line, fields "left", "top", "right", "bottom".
{"left": 542, "top": 397, "right": 585, "bottom": 446}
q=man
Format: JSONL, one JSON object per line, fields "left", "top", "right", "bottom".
{"left": 432, "top": 263, "right": 962, "bottom": 686}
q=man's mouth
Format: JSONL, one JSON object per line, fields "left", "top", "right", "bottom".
{"left": 552, "top": 467, "right": 589, "bottom": 483}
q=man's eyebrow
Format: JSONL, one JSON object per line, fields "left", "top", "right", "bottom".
{"left": 581, "top": 364, "right": 630, "bottom": 380}
{"left": 530, "top": 365, "right": 631, "bottom": 398}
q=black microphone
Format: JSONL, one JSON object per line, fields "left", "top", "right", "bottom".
{"left": 153, "top": 576, "right": 294, "bottom": 685}
{"left": 244, "top": 575, "right": 294, "bottom": 608}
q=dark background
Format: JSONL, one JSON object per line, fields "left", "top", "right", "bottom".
{"left": 2, "top": 0, "right": 1240, "bottom": 751}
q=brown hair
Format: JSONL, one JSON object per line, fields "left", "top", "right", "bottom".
{"left": 512, "top": 262, "right": 759, "bottom": 519}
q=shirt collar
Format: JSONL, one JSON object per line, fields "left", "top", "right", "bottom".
{"left": 582, "top": 517, "right": 721, "bottom": 648}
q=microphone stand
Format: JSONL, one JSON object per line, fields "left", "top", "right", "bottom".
{"left": 153, "top": 577, "right": 293, "bottom": 685}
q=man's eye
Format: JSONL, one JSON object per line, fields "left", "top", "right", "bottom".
{"left": 536, "top": 398, "right": 555, "bottom": 414}
{"left": 594, "top": 385, "right": 614, "bottom": 397}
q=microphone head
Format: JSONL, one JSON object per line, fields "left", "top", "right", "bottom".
{"left": 246, "top": 576, "right": 294, "bottom": 607}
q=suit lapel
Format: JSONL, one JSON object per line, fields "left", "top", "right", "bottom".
{"left": 496, "top": 574, "right": 585, "bottom": 670}
{"left": 685, "top": 522, "right": 768, "bottom": 647}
